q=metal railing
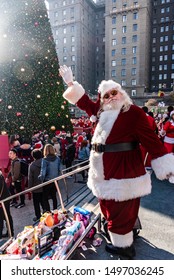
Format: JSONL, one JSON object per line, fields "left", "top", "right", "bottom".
{"left": 0, "top": 161, "right": 90, "bottom": 239}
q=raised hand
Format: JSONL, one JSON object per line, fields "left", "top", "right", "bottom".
{"left": 59, "top": 65, "right": 73, "bottom": 86}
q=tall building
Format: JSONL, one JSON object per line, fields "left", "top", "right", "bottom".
{"left": 47, "top": 0, "right": 174, "bottom": 106}
{"left": 47, "top": 0, "right": 102, "bottom": 94}
{"left": 150, "top": 0, "right": 174, "bottom": 93}
{"left": 105, "top": 0, "right": 152, "bottom": 97}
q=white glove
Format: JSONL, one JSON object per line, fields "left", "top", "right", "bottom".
{"left": 59, "top": 65, "right": 73, "bottom": 85}
{"left": 169, "top": 175, "right": 174, "bottom": 184}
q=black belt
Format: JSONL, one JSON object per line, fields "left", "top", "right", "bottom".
{"left": 92, "top": 142, "right": 138, "bottom": 153}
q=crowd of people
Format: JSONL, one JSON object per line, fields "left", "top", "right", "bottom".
{"left": 0, "top": 128, "right": 92, "bottom": 239}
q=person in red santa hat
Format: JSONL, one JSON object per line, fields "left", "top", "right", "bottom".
{"left": 59, "top": 65, "right": 174, "bottom": 259}
{"left": 160, "top": 110, "right": 174, "bottom": 153}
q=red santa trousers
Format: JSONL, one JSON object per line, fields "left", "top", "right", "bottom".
{"left": 99, "top": 197, "right": 140, "bottom": 247}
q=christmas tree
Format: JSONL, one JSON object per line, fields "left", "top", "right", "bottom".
{"left": 0, "top": 0, "right": 72, "bottom": 138}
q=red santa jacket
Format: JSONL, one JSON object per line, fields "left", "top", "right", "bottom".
{"left": 63, "top": 82, "right": 174, "bottom": 202}
{"left": 163, "top": 120, "right": 174, "bottom": 139}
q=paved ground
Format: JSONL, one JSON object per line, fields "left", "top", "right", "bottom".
{"left": 1, "top": 170, "right": 174, "bottom": 260}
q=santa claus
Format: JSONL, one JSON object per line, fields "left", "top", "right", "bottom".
{"left": 59, "top": 65, "right": 174, "bottom": 259}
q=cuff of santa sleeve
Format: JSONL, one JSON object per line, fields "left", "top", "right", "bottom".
{"left": 151, "top": 153, "right": 174, "bottom": 180}
{"left": 109, "top": 231, "right": 133, "bottom": 248}
{"left": 63, "top": 81, "right": 85, "bottom": 104}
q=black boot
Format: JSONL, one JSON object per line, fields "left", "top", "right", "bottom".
{"left": 105, "top": 243, "right": 136, "bottom": 259}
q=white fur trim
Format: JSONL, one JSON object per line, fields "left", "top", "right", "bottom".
{"left": 87, "top": 172, "right": 152, "bottom": 201}
{"left": 151, "top": 153, "right": 174, "bottom": 180}
{"left": 109, "top": 231, "right": 133, "bottom": 248}
{"left": 98, "top": 80, "right": 122, "bottom": 99}
{"left": 170, "top": 110, "right": 174, "bottom": 117}
{"left": 92, "top": 110, "right": 121, "bottom": 144}
{"left": 63, "top": 81, "right": 85, "bottom": 104}
{"left": 90, "top": 115, "right": 97, "bottom": 123}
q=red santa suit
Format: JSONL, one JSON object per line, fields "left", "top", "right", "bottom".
{"left": 140, "top": 113, "right": 158, "bottom": 168}
{"left": 62, "top": 81, "right": 174, "bottom": 248}
{"left": 162, "top": 111, "right": 174, "bottom": 153}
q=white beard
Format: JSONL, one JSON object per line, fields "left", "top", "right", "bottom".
{"left": 102, "top": 99, "right": 124, "bottom": 111}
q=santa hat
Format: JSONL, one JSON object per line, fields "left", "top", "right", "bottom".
{"left": 170, "top": 110, "right": 174, "bottom": 117}
{"left": 34, "top": 141, "right": 43, "bottom": 150}
{"left": 98, "top": 80, "right": 122, "bottom": 101}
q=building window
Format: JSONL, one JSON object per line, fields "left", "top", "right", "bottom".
{"left": 159, "top": 56, "right": 163, "bottom": 61}
{"left": 63, "top": 56, "right": 67, "bottom": 62}
{"left": 63, "top": 47, "right": 66, "bottom": 53}
{"left": 63, "top": 28, "right": 66, "bottom": 34}
{"left": 164, "top": 45, "right": 168, "bottom": 51}
{"left": 112, "top": 49, "right": 116, "bottom": 56}
{"left": 159, "top": 65, "right": 163, "bottom": 70}
{"left": 122, "top": 15, "right": 127, "bottom": 22}
{"left": 55, "top": 29, "right": 59, "bottom": 35}
{"left": 112, "top": 39, "right": 117, "bottom": 46}
{"left": 122, "top": 48, "right": 126, "bottom": 55}
{"left": 153, "top": 38, "right": 156, "bottom": 43}
{"left": 121, "top": 80, "right": 126, "bottom": 86}
{"left": 132, "top": 57, "right": 137, "bottom": 64}
{"left": 132, "top": 35, "right": 137, "bottom": 42}
{"left": 164, "top": 74, "right": 167, "bottom": 79}
{"left": 131, "top": 90, "right": 137, "bottom": 96}
{"left": 121, "top": 58, "right": 126, "bottom": 66}
{"left": 63, "top": 1, "right": 66, "bottom": 5}
{"left": 71, "top": 65, "right": 75, "bottom": 71}
{"left": 152, "top": 47, "right": 156, "bottom": 53}
{"left": 63, "top": 10, "right": 66, "bottom": 16}
{"left": 132, "top": 68, "right": 136, "bottom": 75}
{"left": 71, "top": 25, "right": 75, "bottom": 32}
{"left": 159, "top": 74, "right": 163, "bottom": 80}
{"left": 71, "top": 46, "right": 75, "bottom": 52}
{"left": 153, "top": 28, "right": 157, "bottom": 34}
{"left": 112, "top": 60, "right": 116, "bottom": 66}
{"left": 122, "top": 26, "right": 127, "bottom": 33}
{"left": 133, "top": 12, "right": 138, "bottom": 20}
{"left": 112, "top": 28, "right": 116, "bottom": 35}
{"left": 63, "top": 37, "right": 66, "bottom": 44}
{"left": 111, "top": 70, "right": 116, "bottom": 77}
{"left": 132, "top": 79, "right": 137, "bottom": 86}
{"left": 121, "top": 69, "right": 126, "bottom": 76}
{"left": 55, "top": 12, "right": 58, "bottom": 17}
{"left": 71, "top": 55, "right": 75, "bottom": 61}
{"left": 71, "top": 36, "right": 75, "bottom": 42}
{"left": 164, "top": 65, "right": 167, "bottom": 70}
{"left": 152, "top": 66, "right": 155, "bottom": 71}
{"left": 122, "top": 37, "right": 126, "bottom": 44}
{"left": 165, "top": 36, "right": 168, "bottom": 41}
{"left": 112, "top": 17, "right": 116, "bottom": 24}
{"left": 133, "top": 24, "right": 138, "bottom": 31}
{"left": 132, "top": 46, "right": 137, "bottom": 54}
{"left": 160, "top": 26, "right": 164, "bottom": 32}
